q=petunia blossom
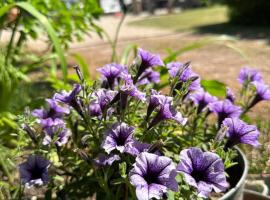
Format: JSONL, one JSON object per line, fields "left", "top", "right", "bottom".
{"left": 121, "top": 73, "right": 146, "bottom": 101}
{"left": 97, "top": 63, "right": 127, "bottom": 89}
{"left": 226, "top": 87, "right": 236, "bottom": 103}
{"left": 19, "top": 155, "right": 50, "bottom": 188}
{"left": 188, "top": 89, "right": 217, "bottom": 113}
{"left": 238, "top": 67, "right": 262, "bottom": 84}
{"left": 129, "top": 152, "right": 178, "bottom": 200}
{"left": 94, "top": 154, "right": 121, "bottom": 166}
{"left": 222, "top": 118, "right": 260, "bottom": 149}
{"left": 167, "top": 62, "right": 201, "bottom": 93}
{"left": 248, "top": 81, "right": 270, "bottom": 109}
{"left": 101, "top": 122, "right": 135, "bottom": 154}
{"left": 32, "top": 99, "right": 69, "bottom": 125}
{"left": 89, "top": 89, "right": 117, "bottom": 117}
{"left": 137, "top": 68, "right": 160, "bottom": 86}
{"left": 177, "top": 147, "right": 228, "bottom": 198}
{"left": 146, "top": 90, "right": 173, "bottom": 120}
{"left": 208, "top": 100, "right": 242, "bottom": 127}
{"left": 135, "top": 48, "right": 164, "bottom": 82}
{"left": 42, "top": 118, "right": 70, "bottom": 147}
{"left": 148, "top": 100, "right": 187, "bottom": 129}
{"left": 54, "top": 84, "right": 82, "bottom": 116}
{"left": 125, "top": 140, "right": 151, "bottom": 156}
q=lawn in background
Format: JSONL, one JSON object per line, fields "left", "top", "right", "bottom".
{"left": 129, "top": 6, "right": 228, "bottom": 32}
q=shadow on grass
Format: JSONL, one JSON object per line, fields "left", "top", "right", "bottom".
{"left": 193, "top": 22, "right": 270, "bottom": 43}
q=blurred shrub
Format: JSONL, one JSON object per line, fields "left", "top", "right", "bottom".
{"left": 224, "top": 0, "right": 270, "bottom": 25}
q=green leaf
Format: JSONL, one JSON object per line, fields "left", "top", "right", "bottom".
{"left": 201, "top": 79, "right": 226, "bottom": 97}
{"left": 120, "top": 44, "right": 138, "bottom": 65}
{"left": 163, "top": 35, "right": 237, "bottom": 64}
{"left": 164, "top": 41, "right": 208, "bottom": 64}
{"left": 0, "top": 2, "right": 68, "bottom": 80}
{"left": 119, "top": 162, "right": 127, "bottom": 178}
{"left": 167, "top": 190, "right": 175, "bottom": 200}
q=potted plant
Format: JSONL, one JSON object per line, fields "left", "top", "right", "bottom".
{"left": 18, "top": 48, "right": 268, "bottom": 199}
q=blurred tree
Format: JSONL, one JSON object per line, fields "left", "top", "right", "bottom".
{"left": 224, "top": 0, "right": 270, "bottom": 25}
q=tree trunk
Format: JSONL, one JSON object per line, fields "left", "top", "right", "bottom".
{"left": 167, "top": 0, "right": 175, "bottom": 14}
{"left": 132, "top": 0, "right": 142, "bottom": 15}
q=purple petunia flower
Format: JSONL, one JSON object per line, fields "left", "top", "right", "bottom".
{"left": 121, "top": 74, "right": 146, "bottom": 101}
{"left": 101, "top": 122, "right": 135, "bottom": 154}
{"left": 135, "top": 48, "right": 164, "bottom": 82}
{"left": 238, "top": 67, "right": 262, "bottom": 84}
{"left": 248, "top": 81, "right": 270, "bottom": 109}
{"left": 226, "top": 87, "right": 236, "bottom": 103}
{"left": 222, "top": 118, "right": 260, "bottom": 149}
{"left": 54, "top": 84, "right": 81, "bottom": 107}
{"left": 89, "top": 89, "right": 117, "bottom": 117}
{"left": 129, "top": 152, "right": 178, "bottom": 200}
{"left": 125, "top": 140, "right": 151, "bottom": 156}
{"left": 92, "top": 89, "right": 118, "bottom": 110}
{"left": 32, "top": 99, "right": 69, "bottom": 123}
{"left": 167, "top": 62, "right": 201, "bottom": 93}
{"left": 19, "top": 155, "right": 50, "bottom": 188}
{"left": 208, "top": 100, "right": 242, "bottom": 127}
{"left": 148, "top": 100, "right": 187, "bottom": 129}
{"left": 177, "top": 147, "right": 228, "bottom": 198}
{"left": 137, "top": 68, "right": 160, "bottom": 86}
{"left": 188, "top": 89, "right": 217, "bottom": 113}
{"left": 94, "top": 154, "right": 121, "bottom": 167}
{"left": 97, "top": 63, "right": 127, "bottom": 89}
{"left": 89, "top": 102, "right": 102, "bottom": 117}
{"left": 42, "top": 118, "right": 70, "bottom": 147}
{"left": 146, "top": 90, "right": 173, "bottom": 120}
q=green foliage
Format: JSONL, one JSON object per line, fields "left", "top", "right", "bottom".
{"left": 224, "top": 0, "right": 270, "bottom": 25}
{"left": 201, "top": 79, "right": 226, "bottom": 97}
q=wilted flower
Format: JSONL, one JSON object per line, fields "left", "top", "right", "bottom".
{"left": 223, "top": 118, "right": 260, "bottom": 149}
{"left": 54, "top": 84, "right": 82, "bottom": 109}
{"left": 19, "top": 155, "right": 50, "bottom": 188}
{"left": 188, "top": 89, "right": 217, "bottom": 113}
{"left": 129, "top": 152, "right": 178, "bottom": 200}
{"left": 238, "top": 67, "right": 262, "bottom": 84}
{"left": 42, "top": 118, "right": 70, "bottom": 146}
{"left": 226, "top": 87, "right": 235, "bottom": 103}
{"left": 248, "top": 81, "right": 270, "bottom": 109}
{"left": 137, "top": 68, "right": 160, "bottom": 85}
{"left": 32, "top": 99, "right": 69, "bottom": 123}
{"left": 209, "top": 100, "right": 242, "bottom": 126}
{"left": 101, "top": 122, "right": 135, "bottom": 154}
{"left": 149, "top": 100, "right": 187, "bottom": 129}
{"left": 146, "top": 90, "right": 173, "bottom": 120}
{"left": 94, "top": 154, "right": 121, "bottom": 166}
{"left": 97, "top": 63, "right": 127, "bottom": 89}
{"left": 167, "top": 62, "right": 201, "bottom": 93}
{"left": 134, "top": 48, "right": 164, "bottom": 82}
{"left": 177, "top": 147, "right": 228, "bottom": 198}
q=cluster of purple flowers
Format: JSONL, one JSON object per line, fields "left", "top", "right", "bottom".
{"left": 19, "top": 49, "right": 267, "bottom": 200}
{"left": 32, "top": 98, "right": 70, "bottom": 147}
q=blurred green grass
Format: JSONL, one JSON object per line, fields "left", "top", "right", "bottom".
{"left": 129, "top": 6, "right": 229, "bottom": 32}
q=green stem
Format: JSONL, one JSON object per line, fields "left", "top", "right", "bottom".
{"left": 0, "top": 156, "right": 13, "bottom": 183}
{"left": 111, "top": 13, "right": 126, "bottom": 62}
{"left": 5, "top": 14, "right": 20, "bottom": 65}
